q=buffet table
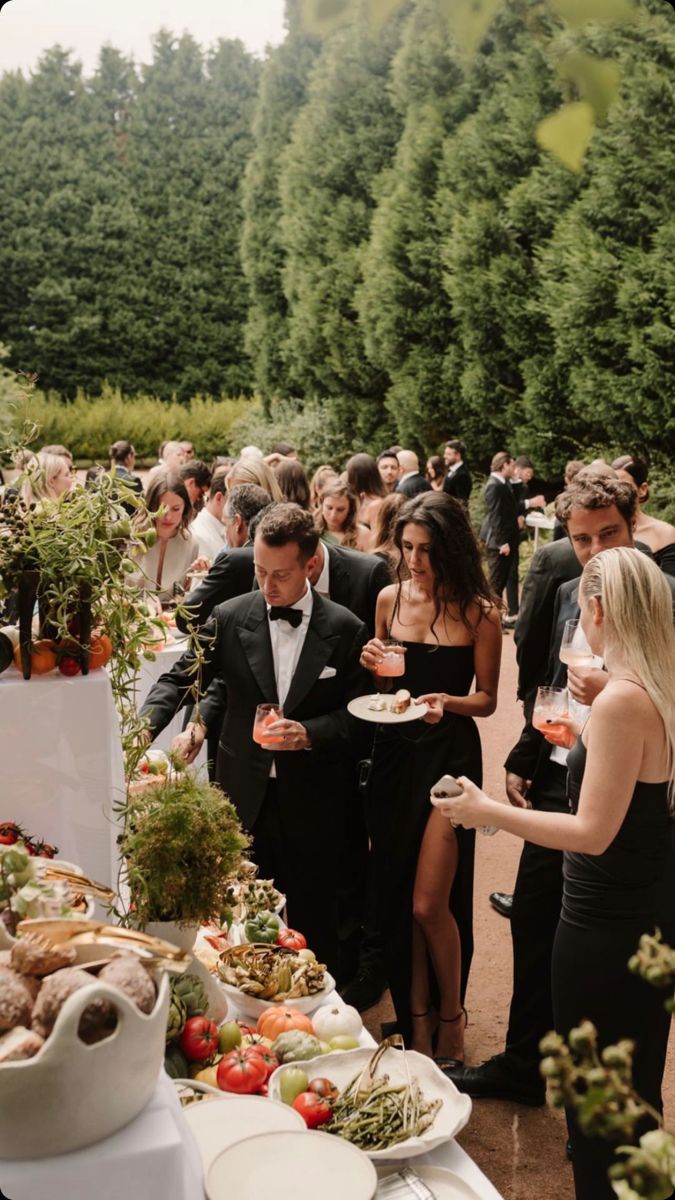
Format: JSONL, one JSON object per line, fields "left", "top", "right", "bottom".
{"left": 0, "top": 668, "right": 125, "bottom": 887}
{"left": 0, "top": 1073, "right": 204, "bottom": 1200}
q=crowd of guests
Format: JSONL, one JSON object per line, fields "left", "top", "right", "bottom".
{"left": 2, "top": 435, "right": 675, "bottom": 1200}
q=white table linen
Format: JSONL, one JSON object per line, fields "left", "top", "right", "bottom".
{"left": 0, "top": 668, "right": 125, "bottom": 887}
{"left": 133, "top": 637, "right": 207, "bottom": 771}
{"left": 0, "top": 1072, "right": 204, "bottom": 1200}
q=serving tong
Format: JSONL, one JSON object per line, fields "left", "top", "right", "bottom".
{"left": 39, "top": 864, "right": 117, "bottom": 905}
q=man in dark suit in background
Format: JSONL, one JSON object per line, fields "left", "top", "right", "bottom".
{"left": 395, "top": 450, "right": 432, "bottom": 498}
{"left": 442, "top": 439, "right": 472, "bottom": 505}
{"left": 448, "top": 475, "right": 675, "bottom": 1105}
{"left": 479, "top": 452, "right": 519, "bottom": 626}
{"left": 141, "top": 505, "right": 371, "bottom": 974}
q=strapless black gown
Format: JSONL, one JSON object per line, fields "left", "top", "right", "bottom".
{"left": 367, "top": 643, "right": 482, "bottom": 1044}
{"left": 552, "top": 737, "right": 675, "bottom": 1200}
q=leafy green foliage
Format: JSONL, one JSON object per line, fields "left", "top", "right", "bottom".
{"left": 118, "top": 771, "right": 250, "bottom": 926}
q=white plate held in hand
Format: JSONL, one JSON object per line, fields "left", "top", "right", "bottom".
{"left": 348, "top": 694, "right": 428, "bottom": 724}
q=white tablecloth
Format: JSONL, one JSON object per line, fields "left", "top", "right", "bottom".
{"left": 0, "top": 668, "right": 126, "bottom": 887}
{"left": 0, "top": 1073, "right": 204, "bottom": 1200}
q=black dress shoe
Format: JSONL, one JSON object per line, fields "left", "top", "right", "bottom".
{"left": 443, "top": 1056, "right": 545, "bottom": 1106}
{"left": 489, "top": 891, "right": 513, "bottom": 918}
{"left": 340, "top": 970, "right": 387, "bottom": 1012}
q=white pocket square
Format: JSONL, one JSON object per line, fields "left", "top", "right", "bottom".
{"left": 318, "top": 665, "right": 337, "bottom": 679}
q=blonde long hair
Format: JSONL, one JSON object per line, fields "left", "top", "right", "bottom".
{"left": 226, "top": 457, "right": 282, "bottom": 502}
{"left": 581, "top": 547, "right": 675, "bottom": 803}
{"left": 19, "top": 451, "right": 69, "bottom": 506}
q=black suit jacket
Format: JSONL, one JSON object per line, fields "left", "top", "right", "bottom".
{"left": 442, "top": 463, "right": 472, "bottom": 504}
{"left": 397, "top": 473, "right": 431, "bottom": 499}
{"left": 176, "top": 543, "right": 389, "bottom": 638}
{"left": 142, "top": 589, "right": 370, "bottom": 831}
{"left": 479, "top": 477, "right": 519, "bottom": 548}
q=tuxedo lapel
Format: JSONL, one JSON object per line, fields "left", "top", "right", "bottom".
{"left": 235, "top": 593, "right": 278, "bottom": 704}
{"left": 284, "top": 593, "right": 339, "bottom": 715}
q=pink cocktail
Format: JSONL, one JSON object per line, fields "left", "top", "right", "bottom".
{"left": 253, "top": 704, "right": 284, "bottom": 745}
{"left": 375, "top": 639, "right": 405, "bottom": 679}
{"left": 532, "top": 686, "right": 569, "bottom": 739}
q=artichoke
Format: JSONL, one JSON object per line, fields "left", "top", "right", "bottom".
{"left": 164, "top": 1042, "right": 189, "bottom": 1080}
{"left": 171, "top": 972, "right": 209, "bottom": 1018}
{"left": 271, "top": 1031, "right": 323, "bottom": 1063}
{"left": 166, "top": 993, "right": 188, "bottom": 1041}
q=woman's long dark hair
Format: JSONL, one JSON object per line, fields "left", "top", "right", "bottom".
{"left": 275, "top": 459, "right": 311, "bottom": 509}
{"left": 345, "top": 453, "right": 386, "bottom": 499}
{"left": 393, "top": 491, "right": 495, "bottom": 637}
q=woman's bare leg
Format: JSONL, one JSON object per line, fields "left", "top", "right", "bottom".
{"left": 409, "top": 918, "right": 433, "bottom": 1055}
{"left": 412, "top": 807, "right": 464, "bottom": 1061}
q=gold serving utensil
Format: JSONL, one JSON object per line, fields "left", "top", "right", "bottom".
{"left": 16, "top": 919, "right": 192, "bottom": 970}
{"left": 40, "top": 865, "right": 117, "bottom": 904}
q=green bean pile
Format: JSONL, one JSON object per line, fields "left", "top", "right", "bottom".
{"left": 325, "top": 1072, "right": 441, "bottom": 1151}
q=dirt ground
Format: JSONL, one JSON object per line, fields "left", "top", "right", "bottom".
{"left": 362, "top": 632, "right": 675, "bottom": 1200}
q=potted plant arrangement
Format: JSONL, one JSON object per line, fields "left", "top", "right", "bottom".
{"left": 117, "top": 767, "right": 250, "bottom": 946}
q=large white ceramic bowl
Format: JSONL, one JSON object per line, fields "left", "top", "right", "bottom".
{"left": 218, "top": 972, "right": 336, "bottom": 1020}
{"left": 182, "top": 1093, "right": 305, "bottom": 1172}
{"left": 206, "top": 1130, "right": 377, "bottom": 1200}
{"left": 0, "top": 970, "right": 170, "bottom": 1159}
{"left": 268, "top": 1046, "right": 472, "bottom": 1162}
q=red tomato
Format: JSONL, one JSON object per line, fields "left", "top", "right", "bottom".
{"left": 216, "top": 1047, "right": 269, "bottom": 1095}
{"left": 292, "top": 1092, "right": 333, "bottom": 1128}
{"left": 277, "top": 928, "right": 307, "bottom": 951}
{"left": 58, "top": 654, "right": 81, "bottom": 677}
{"left": 179, "top": 1016, "right": 219, "bottom": 1063}
{"left": 251, "top": 1046, "right": 279, "bottom": 1080}
{"left": 308, "top": 1077, "right": 338, "bottom": 1102}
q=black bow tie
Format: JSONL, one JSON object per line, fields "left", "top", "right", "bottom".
{"left": 269, "top": 606, "right": 303, "bottom": 628}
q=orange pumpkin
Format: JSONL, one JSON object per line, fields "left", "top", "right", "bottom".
{"left": 89, "top": 633, "right": 113, "bottom": 669}
{"left": 13, "top": 639, "right": 58, "bottom": 675}
{"left": 256, "top": 1006, "right": 314, "bottom": 1041}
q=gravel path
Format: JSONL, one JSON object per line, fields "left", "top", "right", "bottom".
{"left": 363, "top": 632, "right": 675, "bottom": 1198}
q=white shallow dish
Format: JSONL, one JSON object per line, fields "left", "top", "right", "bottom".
{"left": 377, "top": 1165, "right": 481, "bottom": 1199}
{"left": 182, "top": 1093, "right": 305, "bottom": 1172}
{"left": 348, "top": 694, "right": 428, "bottom": 724}
{"left": 269, "top": 1046, "right": 472, "bottom": 1162}
{"left": 207, "top": 1130, "right": 377, "bottom": 1200}
{"left": 219, "top": 972, "right": 336, "bottom": 1019}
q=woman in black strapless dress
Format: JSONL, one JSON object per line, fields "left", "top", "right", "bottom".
{"left": 361, "top": 493, "right": 502, "bottom": 1062}
{"left": 441, "top": 548, "right": 675, "bottom": 1200}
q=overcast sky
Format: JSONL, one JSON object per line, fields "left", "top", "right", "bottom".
{"left": 0, "top": 0, "right": 287, "bottom": 75}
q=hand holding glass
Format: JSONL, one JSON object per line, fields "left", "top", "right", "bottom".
{"left": 375, "top": 639, "right": 405, "bottom": 678}
{"left": 559, "top": 620, "right": 593, "bottom": 669}
{"left": 532, "top": 686, "right": 569, "bottom": 741}
{"left": 253, "top": 703, "right": 285, "bottom": 747}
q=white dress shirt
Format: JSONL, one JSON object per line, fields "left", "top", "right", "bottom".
{"left": 266, "top": 583, "right": 313, "bottom": 777}
{"left": 190, "top": 507, "right": 228, "bottom": 560}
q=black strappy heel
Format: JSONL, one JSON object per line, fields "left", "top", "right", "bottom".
{"left": 433, "top": 1007, "right": 467, "bottom": 1071}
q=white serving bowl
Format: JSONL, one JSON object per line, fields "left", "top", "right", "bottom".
{"left": 218, "top": 972, "right": 336, "bottom": 1020}
{"left": 206, "top": 1130, "right": 377, "bottom": 1200}
{"left": 268, "top": 1046, "right": 472, "bottom": 1162}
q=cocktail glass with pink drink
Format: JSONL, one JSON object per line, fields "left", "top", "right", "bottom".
{"left": 253, "top": 703, "right": 284, "bottom": 746}
{"left": 376, "top": 639, "right": 405, "bottom": 679}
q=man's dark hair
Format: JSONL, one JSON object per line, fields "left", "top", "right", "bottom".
{"left": 555, "top": 476, "right": 637, "bottom": 530}
{"left": 255, "top": 502, "right": 319, "bottom": 562}
{"left": 109, "top": 440, "right": 134, "bottom": 464}
{"left": 445, "top": 439, "right": 465, "bottom": 457}
{"left": 514, "top": 455, "right": 533, "bottom": 470}
{"left": 180, "top": 460, "right": 211, "bottom": 489}
{"left": 269, "top": 441, "right": 296, "bottom": 457}
{"left": 611, "top": 454, "right": 649, "bottom": 488}
{"left": 209, "top": 469, "right": 229, "bottom": 499}
{"left": 226, "top": 484, "right": 272, "bottom": 529}
{"left": 377, "top": 449, "right": 399, "bottom": 463}
{"left": 491, "top": 451, "right": 513, "bottom": 473}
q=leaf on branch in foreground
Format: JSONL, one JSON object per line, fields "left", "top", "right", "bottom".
{"left": 300, "top": 0, "right": 354, "bottom": 36}
{"left": 548, "top": 0, "right": 638, "bottom": 28}
{"left": 438, "top": 0, "right": 502, "bottom": 57}
{"left": 536, "top": 100, "right": 595, "bottom": 173}
{"left": 366, "top": 0, "right": 404, "bottom": 30}
{"left": 559, "top": 51, "right": 620, "bottom": 124}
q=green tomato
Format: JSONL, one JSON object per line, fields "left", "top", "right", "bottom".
{"left": 319, "top": 1041, "right": 332, "bottom": 1055}
{"left": 217, "top": 1021, "right": 242, "bottom": 1054}
{"left": 328, "top": 1035, "right": 360, "bottom": 1052}
{"left": 279, "top": 1067, "right": 309, "bottom": 1106}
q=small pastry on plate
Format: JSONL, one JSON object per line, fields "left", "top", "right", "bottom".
{"left": 390, "top": 689, "right": 412, "bottom": 714}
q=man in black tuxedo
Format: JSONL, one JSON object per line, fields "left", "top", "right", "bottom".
{"left": 447, "top": 475, "right": 675, "bottom": 1105}
{"left": 442, "top": 439, "right": 472, "bottom": 505}
{"left": 395, "top": 450, "right": 431, "bottom": 499}
{"left": 141, "top": 505, "right": 371, "bottom": 974}
{"left": 479, "top": 452, "right": 520, "bottom": 623}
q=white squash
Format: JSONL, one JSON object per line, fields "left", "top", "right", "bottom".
{"left": 312, "top": 1004, "right": 362, "bottom": 1043}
